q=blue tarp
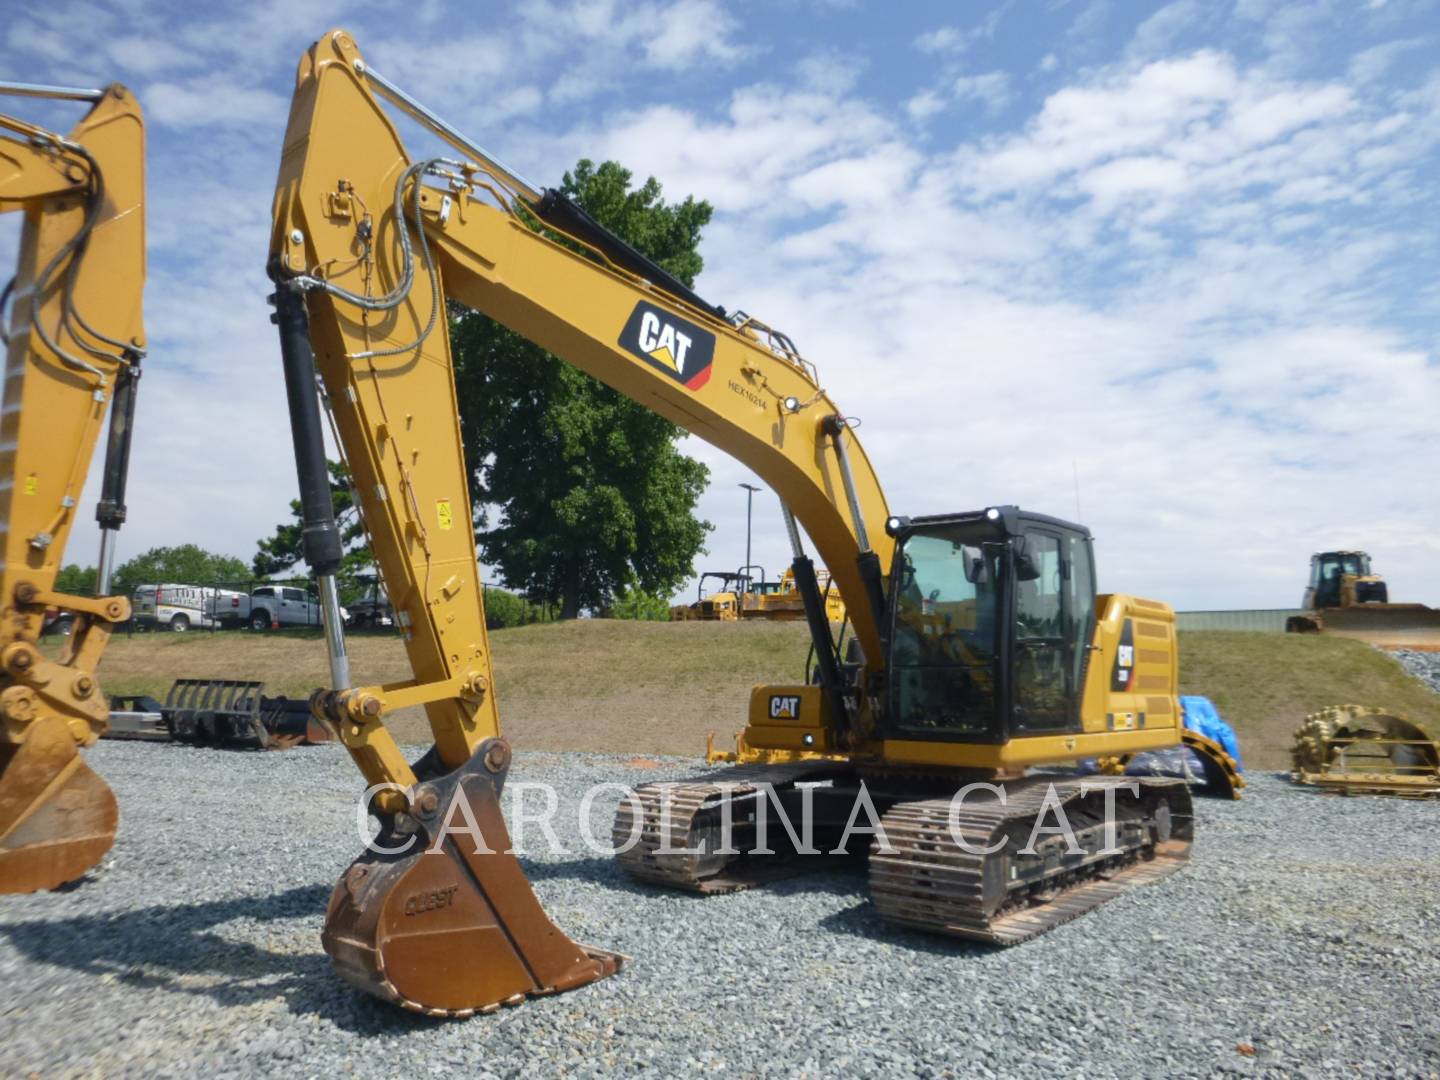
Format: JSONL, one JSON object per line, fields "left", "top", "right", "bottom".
{"left": 1180, "top": 695, "right": 1243, "bottom": 772}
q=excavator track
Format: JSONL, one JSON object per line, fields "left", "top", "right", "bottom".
{"left": 614, "top": 761, "right": 848, "bottom": 892}
{"left": 870, "top": 774, "right": 1192, "bottom": 944}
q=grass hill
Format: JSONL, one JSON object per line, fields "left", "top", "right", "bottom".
{"left": 79, "top": 621, "right": 1439, "bottom": 769}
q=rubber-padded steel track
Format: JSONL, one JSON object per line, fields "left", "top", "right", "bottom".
{"left": 613, "top": 761, "right": 843, "bottom": 892}
{"left": 869, "top": 774, "right": 1192, "bottom": 944}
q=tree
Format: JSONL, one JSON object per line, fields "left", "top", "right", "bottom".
{"left": 605, "top": 587, "right": 672, "bottom": 621}
{"left": 112, "top": 545, "right": 249, "bottom": 597}
{"left": 452, "top": 159, "right": 713, "bottom": 618}
{"left": 53, "top": 564, "right": 98, "bottom": 596}
{"left": 253, "top": 460, "right": 374, "bottom": 597}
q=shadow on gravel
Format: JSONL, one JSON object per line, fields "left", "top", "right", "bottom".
{"left": 816, "top": 901, "right": 993, "bottom": 958}
{"left": 0, "top": 883, "right": 434, "bottom": 1036}
{"left": 518, "top": 853, "right": 875, "bottom": 901}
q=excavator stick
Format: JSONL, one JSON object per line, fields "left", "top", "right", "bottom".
{"left": 0, "top": 715, "right": 118, "bottom": 893}
{"left": 321, "top": 738, "right": 622, "bottom": 1016}
{"left": 0, "top": 81, "right": 145, "bottom": 895}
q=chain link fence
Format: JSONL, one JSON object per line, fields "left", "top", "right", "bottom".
{"left": 41, "top": 577, "right": 554, "bottom": 638}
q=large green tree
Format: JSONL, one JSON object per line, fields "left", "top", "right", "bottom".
{"left": 54, "top": 564, "right": 98, "bottom": 596}
{"left": 252, "top": 459, "right": 373, "bottom": 596}
{"left": 452, "top": 159, "right": 713, "bottom": 618}
{"left": 112, "top": 545, "right": 249, "bottom": 596}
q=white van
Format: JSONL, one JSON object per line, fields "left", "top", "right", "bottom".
{"left": 132, "top": 584, "right": 244, "bottom": 631}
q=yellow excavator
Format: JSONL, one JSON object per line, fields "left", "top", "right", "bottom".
{"left": 263, "top": 30, "right": 1192, "bottom": 1013}
{"left": 0, "top": 81, "right": 145, "bottom": 892}
{"left": 2, "top": 30, "right": 1195, "bottom": 1019}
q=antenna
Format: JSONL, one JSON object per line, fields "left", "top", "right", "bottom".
{"left": 1072, "top": 459, "right": 1082, "bottom": 520}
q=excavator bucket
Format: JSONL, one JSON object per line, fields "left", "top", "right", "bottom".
{"left": 0, "top": 716, "right": 118, "bottom": 893}
{"left": 322, "top": 738, "right": 622, "bottom": 1016}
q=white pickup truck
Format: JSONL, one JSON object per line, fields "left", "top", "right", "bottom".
{"left": 209, "top": 585, "right": 344, "bottom": 631}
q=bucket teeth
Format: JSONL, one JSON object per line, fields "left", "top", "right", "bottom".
{"left": 321, "top": 738, "right": 621, "bottom": 1017}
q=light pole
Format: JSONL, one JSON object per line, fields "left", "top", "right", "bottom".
{"left": 739, "top": 482, "right": 761, "bottom": 581}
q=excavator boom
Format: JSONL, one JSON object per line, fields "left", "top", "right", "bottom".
{"left": 0, "top": 82, "right": 145, "bottom": 892}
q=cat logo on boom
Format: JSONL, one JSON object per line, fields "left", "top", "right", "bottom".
{"left": 619, "top": 301, "right": 716, "bottom": 390}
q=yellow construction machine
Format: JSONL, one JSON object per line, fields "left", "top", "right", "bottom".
{"left": 668, "top": 569, "right": 749, "bottom": 620}
{"left": 741, "top": 564, "right": 847, "bottom": 622}
{"left": 258, "top": 29, "right": 1195, "bottom": 1014}
{"left": 0, "top": 81, "right": 145, "bottom": 893}
{"left": 3, "top": 30, "right": 1200, "bottom": 1019}
{"left": 1285, "top": 550, "right": 1440, "bottom": 650}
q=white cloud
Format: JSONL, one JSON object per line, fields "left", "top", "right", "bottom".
{"left": 952, "top": 72, "right": 1012, "bottom": 113}
{"left": 4, "top": 1, "right": 1437, "bottom": 617}
{"left": 914, "top": 26, "right": 965, "bottom": 54}
{"left": 145, "top": 79, "right": 287, "bottom": 127}
{"left": 642, "top": 0, "right": 746, "bottom": 69}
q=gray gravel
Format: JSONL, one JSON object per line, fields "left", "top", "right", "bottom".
{"left": 3, "top": 743, "right": 1439, "bottom": 1079}
{"left": 1391, "top": 648, "right": 1440, "bottom": 695}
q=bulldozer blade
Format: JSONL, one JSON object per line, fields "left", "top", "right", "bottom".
{"left": 1312, "top": 605, "right": 1440, "bottom": 651}
{"left": 0, "top": 716, "right": 118, "bottom": 893}
{"left": 322, "top": 737, "right": 622, "bottom": 1017}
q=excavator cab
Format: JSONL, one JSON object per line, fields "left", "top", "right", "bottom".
{"left": 884, "top": 507, "right": 1092, "bottom": 742}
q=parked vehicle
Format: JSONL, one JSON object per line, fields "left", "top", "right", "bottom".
{"left": 133, "top": 583, "right": 235, "bottom": 631}
{"left": 209, "top": 585, "right": 344, "bottom": 630}
{"left": 344, "top": 576, "right": 393, "bottom": 628}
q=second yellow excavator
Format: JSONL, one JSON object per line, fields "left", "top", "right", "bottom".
{"left": 0, "top": 80, "right": 145, "bottom": 893}
{"left": 261, "top": 29, "right": 1196, "bottom": 1016}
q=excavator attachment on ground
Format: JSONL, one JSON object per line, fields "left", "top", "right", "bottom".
{"left": 1291, "top": 704, "right": 1440, "bottom": 798}
{"left": 0, "top": 81, "right": 145, "bottom": 894}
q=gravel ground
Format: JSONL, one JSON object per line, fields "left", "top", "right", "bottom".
{"left": 1392, "top": 649, "right": 1440, "bottom": 695}
{"left": 3, "top": 743, "right": 1439, "bottom": 1079}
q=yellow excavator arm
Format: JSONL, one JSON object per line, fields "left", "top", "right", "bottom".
{"left": 0, "top": 82, "right": 146, "bottom": 892}
{"left": 266, "top": 29, "right": 908, "bottom": 1016}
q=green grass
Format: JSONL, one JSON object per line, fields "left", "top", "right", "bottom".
{"left": 1178, "top": 631, "right": 1440, "bottom": 769}
{"left": 71, "top": 622, "right": 1439, "bottom": 768}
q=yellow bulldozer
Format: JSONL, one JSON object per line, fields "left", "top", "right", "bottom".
{"left": 669, "top": 570, "right": 750, "bottom": 621}
{"left": 1285, "top": 550, "right": 1440, "bottom": 650}
{"left": 741, "top": 565, "right": 847, "bottom": 623}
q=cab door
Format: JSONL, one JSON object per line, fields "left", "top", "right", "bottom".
{"left": 281, "top": 586, "right": 307, "bottom": 625}
{"left": 1009, "top": 528, "right": 1090, "bottom": 734}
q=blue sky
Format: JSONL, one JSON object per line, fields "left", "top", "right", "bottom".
{"left": 4, "top": 0, "right": 1438, "bottom": 610}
